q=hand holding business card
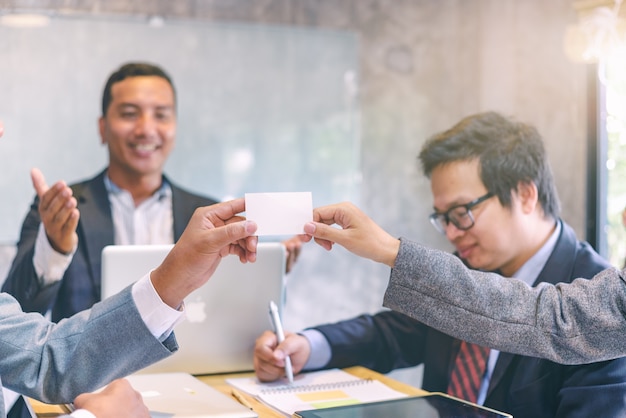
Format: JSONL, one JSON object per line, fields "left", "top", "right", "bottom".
{"left": 245, "top": 192, "right": 313, "bottom": 236}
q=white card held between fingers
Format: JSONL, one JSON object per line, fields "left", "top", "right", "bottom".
{"left": 245, "top": 192, "right": 313, "bottom": 236}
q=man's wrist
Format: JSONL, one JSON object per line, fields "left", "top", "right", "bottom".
{"left": 300, "top": 329, "right": 332, "bottom": 370}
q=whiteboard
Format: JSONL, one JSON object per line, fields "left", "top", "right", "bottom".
{"left": 0, "top": 16, "right": 359, "bottom": 243}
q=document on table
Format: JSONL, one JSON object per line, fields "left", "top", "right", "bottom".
{"left": 226, "top": 369, "right": 407, "bottom": 416}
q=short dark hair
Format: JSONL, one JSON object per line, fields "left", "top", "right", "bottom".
{"left": 418, "top": 111, "right": 560, "bottom": 219}
{"left": 101, "top": 62, "right": 176, "bottom": 116}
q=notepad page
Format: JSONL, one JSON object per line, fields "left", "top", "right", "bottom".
{"left": 259, "top": 378, "right": 407, "bottom": 416}
{"left": 226, "top": 369, "right": 407, "bottom": 416}
{"left": 227, "top": 369, "right": 359, "bottom": 396}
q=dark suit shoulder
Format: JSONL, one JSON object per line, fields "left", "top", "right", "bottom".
{"left": 564, "top": 221, "right": 611, "bottom": 275}
{"left": 68, "top": 171, "right": 107, "bottom": 198}
{"left": 171, "top": 184, "right": 218, "bottom": 206}
{"left": 572, "top": 239, "right": 612, "bottom": 276}
{"left": 165, "top": 174, "right": 218, "bottom": 206}
{"left": 539, "top": 220, "right": 610, "bottom": 286}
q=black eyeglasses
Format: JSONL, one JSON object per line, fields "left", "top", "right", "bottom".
{"left": 429, "top": 192, "right": 494, "bottom": 234}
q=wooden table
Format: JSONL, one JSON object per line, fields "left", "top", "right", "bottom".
{"left": 29, "top": 366, "right": 427, "bottom": 417}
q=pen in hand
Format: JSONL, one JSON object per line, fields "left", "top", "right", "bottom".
{"left": 269, "top": 300, "right": 294, "bottom": 384}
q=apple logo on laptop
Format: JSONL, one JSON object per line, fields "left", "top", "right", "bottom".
{"left": 185, "top": 298, "right": 207, "bottom": 323}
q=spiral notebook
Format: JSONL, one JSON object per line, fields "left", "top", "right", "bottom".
{"left": 226, "top": 369, "right": 407, "bottom": 416}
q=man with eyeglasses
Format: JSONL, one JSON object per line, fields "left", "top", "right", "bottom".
{"left": 428, "top": 192, "right": 493, "bottom": 234}
{"left": 253, "top": 111, "right": 626, "bottom": 417}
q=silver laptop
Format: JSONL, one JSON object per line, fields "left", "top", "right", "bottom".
{"left": 124, "top": 373, "right": 258, "bottom": 418}
{"left": 101, "top": 242, "right": 286, "bottom": 375}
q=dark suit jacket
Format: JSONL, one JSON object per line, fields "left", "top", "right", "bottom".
{"left": 2, "top": 169, "right": 218, "bottom": 321}
{"left": 314, "top": 221, "right": 626, "bottom": 418}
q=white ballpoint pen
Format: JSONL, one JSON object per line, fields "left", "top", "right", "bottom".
{"left": 269, "top": 300, "right": 294, "bottom": 384}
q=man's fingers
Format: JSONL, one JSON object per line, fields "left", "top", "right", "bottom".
{"left": 0, "top": 121, "right": 4, "bottom": 138}
{"left": 304, "top": 221, "right": 341, "bottom": 243}
{"left": 312, "top": 203, "right": 351, "bottom": 225}
{"left": 210, "top": 198, "right": 245, "bottom": 224}
{"left": 275, "top": 334, "right": 302, "bottom": 358}
{"left": 256, "top": 330, "right": 279, "bottom": 353}
{"left": 30, "top": 168, "right": 50, "bottom": 198}
{"left": 63, "top": 208, "right": 81, "bottom": 234}
{"left": 208, "top": 220, "right": 258, "bottom": 251}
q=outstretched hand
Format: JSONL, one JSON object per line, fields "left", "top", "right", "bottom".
{"left": 151, "top": 198, "right": 259, "bottom": 308}
{"left": 31, "top": 168, "right": 80, "bottom": 254}
{"left": 0, "top": 124, "right": 79, "bottom": 253}
{"left": 303, "top": 202, "right": 400, "bottom": 267}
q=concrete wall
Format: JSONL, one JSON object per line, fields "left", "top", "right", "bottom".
{"left": 1, "top": 0, "right": 587, "bottom": 386}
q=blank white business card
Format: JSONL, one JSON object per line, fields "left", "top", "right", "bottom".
{"left": 245, "top": 192, "right": 313, "bottom": 236}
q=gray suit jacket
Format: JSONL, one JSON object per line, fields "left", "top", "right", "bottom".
{"left": 0, "top": 286, "right": 176, "bottom": 417}
{"left": 383, "top": 238, "right": 626, "bottom": 365}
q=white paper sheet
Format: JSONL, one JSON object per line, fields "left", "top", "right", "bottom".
{"left": 245, "top": 192, "right": 313, "bottom": 236}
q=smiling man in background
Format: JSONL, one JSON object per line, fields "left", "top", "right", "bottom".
{"left": 2, "top": 62, "right": 219, "bottom": 321}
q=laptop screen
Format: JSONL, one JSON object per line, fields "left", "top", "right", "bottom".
{"left": 101, "top": 242, "right": 286, "bottom": 375}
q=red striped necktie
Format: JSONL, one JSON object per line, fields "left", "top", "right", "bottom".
{"left": 447, "top": 341, "right": 491, "bottom": 403}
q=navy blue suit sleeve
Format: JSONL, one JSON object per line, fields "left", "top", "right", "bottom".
{"left": 553, "top": 358, "right": 626, "bottom": 417}
{"left": 314, "top": 310, "right": 428, "bottom": 373}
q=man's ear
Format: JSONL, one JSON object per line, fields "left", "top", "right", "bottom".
{"left": 98, "top": 117, "right": 106, "bottom": 145}
{"left": 515, "top": 181, "right": 539, "bottom": 214}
